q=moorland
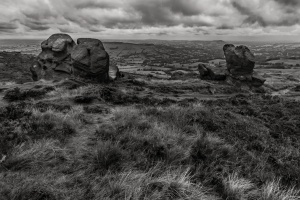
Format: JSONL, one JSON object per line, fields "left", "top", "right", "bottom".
{"left": 0, "top": 40, "right": 300, "bottom": 200}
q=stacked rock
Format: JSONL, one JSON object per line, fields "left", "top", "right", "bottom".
{"left": 198, "top": 44, "right": 265, "bottom": 88}
{"left": 31, "top": 34, "right": 115, "bottom": 82}
{"left": 224, "top": 44, "right": 265, "bottom": 88}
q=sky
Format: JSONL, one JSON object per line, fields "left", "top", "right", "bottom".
{"left": 0, "top": 0, "right": 300, "bottom": 42}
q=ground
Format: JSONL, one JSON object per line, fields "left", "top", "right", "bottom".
{"left": 0, "top": 66, "right": 300, "bottom": 199}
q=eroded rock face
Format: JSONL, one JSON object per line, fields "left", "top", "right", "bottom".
{"left": 32, "top": 34, "right": 75, "bottom": 80}
{"left": 223, "top": 44, "right": 255, "bottom": 76}
{"left": 71, "top": 38, "right": 109, "bottom": 81}
{"left": 223, "top": 44, "right": 265, "bottom": 87}
{"left": 31, "top": 34, "right": 111, "bottom": 82}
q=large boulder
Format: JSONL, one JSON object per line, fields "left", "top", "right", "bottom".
{"left": 32, "top": 34, "right": 75, "bottom": 80}
{"left": 223, "top": 44, "right": 265, "bottom": 88}
{"left": 31, "top": 34, "right": 112, "bottom": 82}
{"left": 223, "top": 44, "right": 255, "bottom": 76}
{"left": 71, "top": 38, "right": 109, "bottom": 82}
{"left": 38, "top": 33, "right": 75, "bottom": 63}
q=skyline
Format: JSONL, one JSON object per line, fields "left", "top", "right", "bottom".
{"left": 0, "top": 0, "right": 300, "bottom": 42}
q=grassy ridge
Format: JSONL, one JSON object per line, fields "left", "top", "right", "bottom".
{"left": 0, "top": 80, "right": 300, "bottom": 199}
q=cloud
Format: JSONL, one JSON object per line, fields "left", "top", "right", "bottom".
{"left": 0, "top": 22, "right": 18, "bottom": 32}
{"left": 273, "top": 0, "right": 300, "bottom": 6}
{"left": 231, "top": 0, "right": 300, "bottom": 27}
{"left": 0, "top": 0, "right": 299, "bottom": 40}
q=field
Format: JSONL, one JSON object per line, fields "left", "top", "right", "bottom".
{"left": 0, "top": 40, "right": 300, "bottom": 199}
{"left": 0, "top": 65, "right": 300, "bottom": 199}
{"left": 267, "top": 59, "right": 300, "bottom": 66}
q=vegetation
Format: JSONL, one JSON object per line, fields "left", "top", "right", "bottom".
{"left": 0, "top": 76, "right": 300, "bottom": 199}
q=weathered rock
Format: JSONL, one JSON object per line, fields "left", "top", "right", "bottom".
{"left": 30, "top": 60, "right": 71, "bottom": 81}
{"left": 109, "top": 63, "right": 121, "bottom": 81}
{"left": 38, "top": 33, "right": 75, "bottom": 62}
{"left": 33, "top": 34, "right": 76, "bottom": 81}
{"left": 223, "top": 44, "right": 265, "bottom": 88}
{"left": 198, "top": 64, "right": 209, "bottom": 78}
{"left": 223, "top": 44, "right": 255, "bottom": 76}
{"left": 251, "top": 72, "right": 266, "bottom": 87}
{"left": 71, "top": 38, "right": 109, "bottom": 82}
{"left": 206, "top": 65, "right": 227, "bottom": 81}
{"left": 32, "top": 34, "right": 112, "bottom": 82}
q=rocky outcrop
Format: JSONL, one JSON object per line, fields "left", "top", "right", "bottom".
{"left": 223, "top": 44, "right": 255, "bottom": 76}
{"left": 31, "top": 34, "right": 111, "bottom": 82}
{"left": 198, "top": 44, "right": 265, "bottom": 88}
{"left": 224, "top": 44, "right": 265, "bottom": 88}
{"left": 31, "top": 34, "right": 75, "bottom": 81}
{"left": 71, "top": 38, "right": 109, "bottom": 81}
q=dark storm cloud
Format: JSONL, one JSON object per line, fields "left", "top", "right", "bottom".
{"left": 217, "top": 25, "right": 235, "bottom": 30}
{"left": 132, "top": 2, "right": 175, "bottom": 26}
{"left": 168, "top": 0, "right": 202, "bottom": 16}
{"left": 0, "top": 22, "right": 18, "bottom": 32}
{"left": 0, "top": 0, "right": 300, "bottom": 38}
{"left": 130, "top": 0, "right": 213, "bottom": 28}
{"left": 231, "top": 0, "right": 300, "bottom": 27}
{"left": 75, "top": 1, "right": 118, "bottom": 9}
{"left": 273, "top": 0, "right": 300, "bottom": 6}
{"left": 20, "top": 20, "right": 50, "bottom": 31}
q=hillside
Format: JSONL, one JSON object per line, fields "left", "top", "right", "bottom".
{"left": 0, "top": 59, "right": 300, "bottom": 199}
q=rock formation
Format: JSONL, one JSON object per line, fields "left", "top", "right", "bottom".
{"left": 31, "top": 34, "right": 111, "bottom": 82}
{"left": 223, "top": 44, "right": 255, "bottom": 76}
{"left": 198, "top": 44, "right": 266, "bottom": 88}
{"left": 109, "top": 62, "right": 121, "bottom": 81}
{"left": 71, "top": 38, "right": 109, "bottom": 81}
{"left": 198, "top": 64, "right": 227, "bottom": 81}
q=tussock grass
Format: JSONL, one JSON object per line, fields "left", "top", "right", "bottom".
{"left": 222, "top": 173, "right": 257, "bottom": 199}
{"left": 1, "top": 82, "right": 300, "bottom": 199}
{"left": 261, "top": 180, "right": 300, "bottom": 200}
{"left": 4, "top": 86, "right": 55, "bottom": 101}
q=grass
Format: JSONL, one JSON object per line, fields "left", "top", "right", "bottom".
{"left": 0, "top": 77, "right": 300, "bottom": 199}
{"left": 4, "top": 86, "right": 55, "bottom": 101}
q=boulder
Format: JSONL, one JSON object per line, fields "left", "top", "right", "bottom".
{"left": 198, "top": 64, "right": 209, "bottom": 78}
{"left": 207, "top": 65, "right": 227, "bottom": 81}
{"left": 30, "top": 60, "right": 71, "bottom": 81}
{"left": 109, "top": 62, "right": 121, "bottom": 80}
{"left": 223, "top": 44, "right": 255, "bottom": 76}
{"left": 33, "top": 34, "right": 76, "bottom": 81}
{"left": 251, "top": 72, "right": 266, "bottom": 87}
{"left": 71, "top": 38, "right": 109, "bottom": 82}
{"left": 223, "top": 44, "right": 265, "bottom": 88}
{"left": 198, "top": 64, "right": 227, "bottom": 81}
{"left": 38, "top": 33, "right": 75, "bottom": 62}
{"left": 31, "top": 34, "right": 112, "bottom": 82}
